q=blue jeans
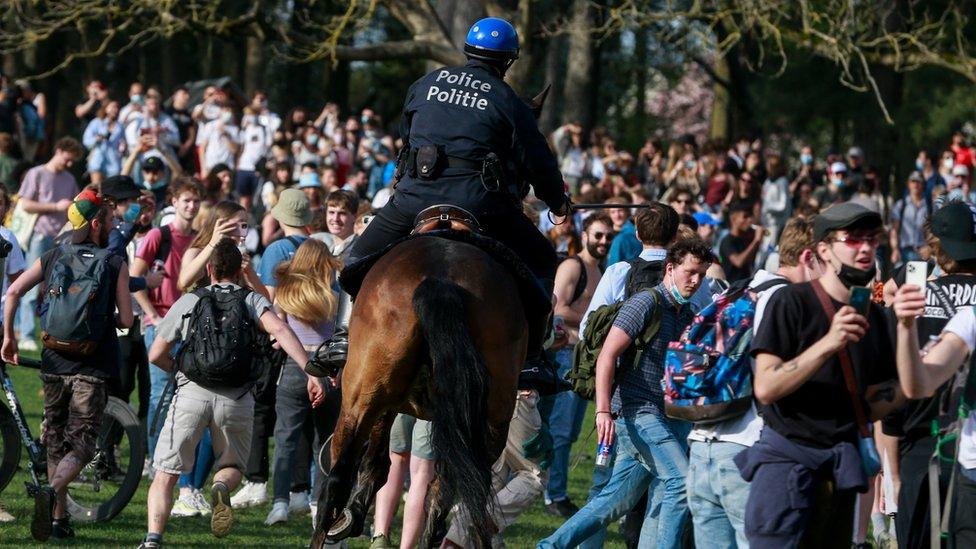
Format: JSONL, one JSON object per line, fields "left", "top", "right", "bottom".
{"left": 17, "top": 233, "right": 53, "bottom": 339}
{"left": 544, "top": 348, "right": 587, "bottom": 503}
{"left": 538, "top": 418, "right": 654, "bottom": 549}
{"left": 623, "top": 412, "right": 691, "bottom": 549}
{"left": 687, "top": 440, "right": 751, "bottom": 549}
{"left": 146, "top": 323, "right": 214, "bottom": 486}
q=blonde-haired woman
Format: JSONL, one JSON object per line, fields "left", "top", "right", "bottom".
{"left": 265, "top": 238, "right": 340, "bottom": 524}
{"left": 178, "top": 200, "right": 268, "bottom": 298}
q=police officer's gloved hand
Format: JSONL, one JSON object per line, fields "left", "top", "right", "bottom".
{"left": 551, "top": 195, "right": 573, "bottom": 217}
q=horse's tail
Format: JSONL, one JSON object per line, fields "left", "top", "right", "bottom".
{"left": 412, "top": 277, "right": 494, "bottom": 546}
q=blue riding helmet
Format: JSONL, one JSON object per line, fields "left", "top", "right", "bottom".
{"left": 464, "top": 18, "right": 520, "bottom": 62}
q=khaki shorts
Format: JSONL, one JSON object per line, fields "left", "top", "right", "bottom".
{"left": 153, "top": 381, "right": 254, "bottom": 475}
{"left": 389, "top": 413, "right": 433, "bottom": 460}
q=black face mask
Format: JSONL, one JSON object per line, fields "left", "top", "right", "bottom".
{"left": 837, "top": 262, "right": 876, "bottom": 288}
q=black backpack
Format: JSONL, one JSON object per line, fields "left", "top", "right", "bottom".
{"left": 623, "top": 257, "right": 665, "bottom": 298}
{"left": 176, "top": 285, "right": 260, "bottom": 389}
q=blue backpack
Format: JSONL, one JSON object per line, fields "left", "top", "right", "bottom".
{"left": 662, "top": 277, "right": 787, "bottom": 423}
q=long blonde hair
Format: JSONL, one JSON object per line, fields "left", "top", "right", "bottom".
{"left": 190, "top": 200, "right": 245, "bottom": 250}
{"left": 274, "top": 239, "right": 342, "bottom": 324}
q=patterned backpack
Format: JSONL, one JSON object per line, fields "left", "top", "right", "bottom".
{"left": 662, "top": 278, "right": 786, "bottom": 423}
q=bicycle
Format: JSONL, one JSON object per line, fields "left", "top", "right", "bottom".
{"left": 0, "top": 356, "right": 145, "bottom": 522}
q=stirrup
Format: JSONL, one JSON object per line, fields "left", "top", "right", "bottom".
{"left": 305, "top": 330, "right": 348, "bottom": 378}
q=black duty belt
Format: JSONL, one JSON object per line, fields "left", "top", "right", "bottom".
{"left": 406, "top": 148, "right": 482, "bottom": 174}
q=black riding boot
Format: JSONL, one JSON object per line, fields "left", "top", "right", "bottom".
{"left": 517, "top": 279, "right": 571, "bottom": 397}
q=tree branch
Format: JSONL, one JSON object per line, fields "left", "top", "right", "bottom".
{"left": 333, "top": 40, "right": 464, "bottom": 66}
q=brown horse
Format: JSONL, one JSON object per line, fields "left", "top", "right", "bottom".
{"left": 310, "top": 234, "right": 530, "bottom": 548}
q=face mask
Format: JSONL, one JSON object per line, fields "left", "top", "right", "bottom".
{"left": 130, "top": 94, "right": 143, "bottom": 104}
{"left": 221, "top": 111, "right": 233, "bottom": 123}
{"left": 831, "top": 176, "right": 845, "bottom": 187}
{"left": 361, "top": 114, "right": 370, "bottom": 124}
{"left": 915, "top": 160, "right": 925, "bottom": 171}
{"left": 836, "top": 262, "right": 877, "bottom": 289}
{"left": 800, "top": 153, "right": 812, "bottom": 166}
{"left": 684, "top": 160, "right": 695, "bottom": 170}
{"left": 123, "top": 203, "right": 142, "bottom": 224}
{"left": 306, "top": 134, "right": 319, "bottom": 146}
{"left": 944, "top": 158, "right": 955, "bottom": 170}
{"left": 668, "top": 272, "right": 691, "bottom": 305}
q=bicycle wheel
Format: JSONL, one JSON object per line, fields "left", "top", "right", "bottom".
{"left": 65, "top": 396, "right": 145, "bottom": 522}
{"left": 0, "top": 403, "right": 21, "bottom": 494}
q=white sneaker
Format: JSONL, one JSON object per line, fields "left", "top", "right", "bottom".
{"left": 289, "top": 491, "right": 310, "bottom": 515}
{"left": 0, "top": 504, "right": 14, "bottom": 523}
{"left": 230, "top": 480, "right": 268, "bottom": 509}
{"left": 171, "top": 493, "right": 201, "bottom": 517}
{"left": 192, "top": 489, "right": 212, "bottom": 516}
{"left": 19, "top": 339, "right": 38, "bottom": 352}
{"left": 265, "top": 501, "right": 289, "bottom": 525}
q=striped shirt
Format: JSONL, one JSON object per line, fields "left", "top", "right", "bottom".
{"left": 611, "top": 283, "right": 696, "bottom": 418}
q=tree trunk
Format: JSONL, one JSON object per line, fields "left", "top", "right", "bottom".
{"left": 709, "top": 54, "right": 731, "bottom": 142}
{"left": 561, "top": 0, "right": 595, "bottom": 130}
{"left": 539, "top": 32, "right": 566, "bottom": 132}
{"left": 244, "top": 33, "right": 265, "bottom": 96}
{"left": 633, "top": 29, "right": 649, "bottom": 140}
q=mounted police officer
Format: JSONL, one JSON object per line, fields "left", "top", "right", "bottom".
{"left": 336, "top": 17, "right": 571, "bottom": 380}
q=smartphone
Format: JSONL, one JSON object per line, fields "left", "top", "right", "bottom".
{"left": 905, "top": 260, "right": 928, "bottom": 290}
{"left": 849, "top": 286, "right": 872, "bottom": 316}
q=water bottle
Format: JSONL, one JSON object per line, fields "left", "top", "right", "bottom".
{"left": 596, "top": 440, "right": 613, "bottom": 467}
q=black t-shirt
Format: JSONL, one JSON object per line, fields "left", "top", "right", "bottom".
{"left": 39, "top": 245, "right": 123, "bottom": 380}
{"left": 882, "top": 271, "right": 976, "bottom": 439}
{"left": 719, "top": 233, "right": 755, "bottom": 284}
{"left": 165, "top": 106, "right": 193, "bottom": 144}
{"left": 751, "top": 281, "right": 897, "bottom": 448}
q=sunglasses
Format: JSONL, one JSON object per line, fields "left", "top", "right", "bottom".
{"left": 590, "top": 231, "right": 614, "bottom": 240}
{"left": 832, "top": 234, "right": 881, "bottom": 248}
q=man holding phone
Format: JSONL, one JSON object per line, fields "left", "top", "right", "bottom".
{"left": 736, "top": 203, "right": 906, "bottom": 547}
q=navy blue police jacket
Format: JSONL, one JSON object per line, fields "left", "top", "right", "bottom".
{"left": 395, "top": 59, "right": 566, "bottom": 217}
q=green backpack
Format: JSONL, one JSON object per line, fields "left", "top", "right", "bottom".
{"left": 567, "top": 288, "right": 664, "bottom": 400}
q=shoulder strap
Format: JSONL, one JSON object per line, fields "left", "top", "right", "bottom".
{"left": 811, "top": 279, "right": 871, "bottom": 438}
{"left": 928, "top": 280, "right": 956, "bottom": 318}
{"left": 156, "top": 225, "right": 172, "bottom": 265}
{"left": 285, "top": 235, "right": 303, "bottom": 252}
{"left": 569, "top": 255, "right": 587, "bottom": 304}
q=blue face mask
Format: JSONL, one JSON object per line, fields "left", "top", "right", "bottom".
{"left": 831, "top": 176, "right": 845, "bottom": 187}
{"left": 915, "top": 160, "right": 925, "bottom": 171}
{"left": 123, "top": 203, "right": 141, "bottom": 223}
{"left": 669, "top": 272, "right": 691, "bottom": 305}
{"left": 800, "top": 153, "right": 812, "bottom": 166}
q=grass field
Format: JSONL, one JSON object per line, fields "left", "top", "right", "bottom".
{"left": 0, "top": 363, "right": 627, "bottom": 548}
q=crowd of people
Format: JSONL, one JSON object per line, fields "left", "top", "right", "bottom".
{"left": 1, "top": 66, "right": 976, "bottom": 549}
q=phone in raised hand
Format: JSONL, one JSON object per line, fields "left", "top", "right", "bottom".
{"left": 905, "top": 260, "right": 928, "bottom": 291}
{"left": 849, "top": 286, "right": 873, "bottom": 316}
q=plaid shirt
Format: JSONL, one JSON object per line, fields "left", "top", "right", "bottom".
{"left": 611, "top": 283, "right": 696, "bottom": 418}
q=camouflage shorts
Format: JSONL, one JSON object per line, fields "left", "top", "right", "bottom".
{"left": 41, "top": 373, "right": 107, "bottom": 465}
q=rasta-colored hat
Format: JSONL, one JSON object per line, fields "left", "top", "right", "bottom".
{"left": 67, "top": 189, "right": 103, "bottom": 230}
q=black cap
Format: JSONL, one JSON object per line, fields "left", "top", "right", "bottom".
{"left": 100, "top": 175, "right": 141, "bottom": 201}
{"left": 930, "top": 201, "right": 976, "bottom": 261}
{"left": 141, "top": 156, "right": 164, "bottom": 172}
{"left": 813, "top": 202, "right": 882, "bottom": 242}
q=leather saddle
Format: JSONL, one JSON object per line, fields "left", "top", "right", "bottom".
{"left": 411, "top": 204, "right": 481, "bottom": 235}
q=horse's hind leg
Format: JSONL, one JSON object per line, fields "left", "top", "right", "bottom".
{"left": 329, "top": 411, "right": 395, "bottom": 540}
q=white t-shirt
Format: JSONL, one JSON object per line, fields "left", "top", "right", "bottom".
{"left": 0, "top": 226, "right": 27, "bottom": 311}
{"left": 197, "top": 120, "right": 240, "bottom": 171}
{"left": 941, "top": 307, "right": 976, "bottom": 468}
{"left": 687, "top": 269, "right": 786, "bottom": 446}
{"left": 237, "top": 123, "right": 270, "bottom": 171}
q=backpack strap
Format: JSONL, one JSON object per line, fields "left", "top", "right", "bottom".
{"left": 285, "top": 235, "right": 304, "bottom": 253}
{"left": 155, "top": 225, "right": 173, "bottom": 266}
{"left": 811, "top": 279, "right": 871, "bottom": 438}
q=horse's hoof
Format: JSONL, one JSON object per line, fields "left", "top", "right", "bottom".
{"left": 326, "top": 508, "right": 355, "bottom": 541}
{"left": 308, "top": 527, "right": 327, "bottom": 549}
